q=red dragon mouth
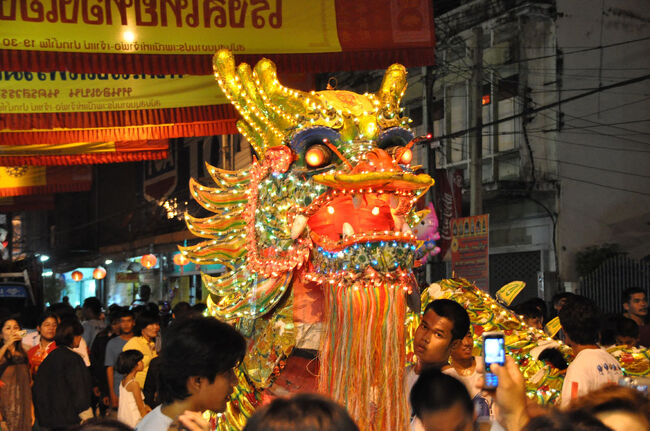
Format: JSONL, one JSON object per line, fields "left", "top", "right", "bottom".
{"left": 290, "top": 171, "right": 434, "bottom": 251}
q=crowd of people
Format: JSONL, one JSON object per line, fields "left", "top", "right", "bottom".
{"left": 0, "top": 285, "right": 647, "bottom": 431}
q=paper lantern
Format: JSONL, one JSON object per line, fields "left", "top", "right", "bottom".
{"left": 173, "top": 253, "right": 190, "bottom": 266}
{"left": 141, "top": 254, "right": 157, "bottom": 269}
{"left": 71, "top": 270, "right": 83, "bottom": 281}
{"left": 93, "top": 267, "right": 107, "bottom": 280}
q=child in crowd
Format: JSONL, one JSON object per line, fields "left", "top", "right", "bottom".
{"left": 116, "top": 350, "right": 150, "bottom": 427}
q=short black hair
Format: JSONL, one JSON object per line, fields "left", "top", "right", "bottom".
{"left": 116, "top": 349, "right": 144, "bottom": 375}
{"left": 538, "top": 348, "right": 568, "bottom": 371}
{"left": 119, "top": 309, "right": 135, "bottom": 320}
{"left": 172, "top": 302, "right": 192, "bottom": 320}
{"left": 559, "top": 295, "right": 601, "bottom": 345}
{"left": 134, "top": 310, "right": 159, "bottom": 336}
{"left": 622, "top": 287, "right": 646, "bottom": 304}
{"left": 70, "top": 417, "right": 134, "bottom": 431}
{"left": 410, "top": 368, "right": 473, "bottom": 419}
{"left": 524, "top": 410, "right": 610, "bottom": 431}
{"left": 158, "top": 316, "right": 246, "bottom": 404}
{"left": 600, "top": 314, "right": 622, "bottom": 345}
{"left": 424, "top": 299, "right": 470, "bottom": 342}
{"left": 513, "top": 300, "right": 544, "bottom": 320}
{"left": 552, "top": 292, "right": 576, "bottom": 307}
{"left": 37, "top": 311, "right": 59, "bottom": 327}
{"left": 54, "top": 316, "right": 84, "bottom": 347}
{"left": 616, "top": 317, "right": 639, "bottom": 339}
{"left": 243, "top": 393, "right": 359, "bottom": 431}
{"left": 83, "top": 297, "right": 103, "bottom": 318}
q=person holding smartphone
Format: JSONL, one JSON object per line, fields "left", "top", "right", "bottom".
{"left": 0, "top": 316, "right": 32, "bottom": 431}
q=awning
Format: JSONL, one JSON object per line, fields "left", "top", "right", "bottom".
{"left": 0, "top": 0, "right": 435, "bottom": 74}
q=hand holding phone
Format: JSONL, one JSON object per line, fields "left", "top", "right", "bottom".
{"left": 482, "top": 331, "right": 505, "bottom": 390}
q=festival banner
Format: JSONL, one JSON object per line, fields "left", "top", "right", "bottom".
{"left": 0, "top": 140, "right": 168, "bottom": 165}
{"left": 0, "top": 165, "right": 92, "bottom": 197}
{"left": 0, "top": 0, "right": 435, "bottom": 74}
{"left": 451, "top": 214, "right": 489, "bottom": 292}
{"left": 0, "top": 71, "right": 226, "bottom": 114}
{"left": 434, "top": 169, "right": 463, "bottom": 259}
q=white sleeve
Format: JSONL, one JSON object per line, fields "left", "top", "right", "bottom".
{"left": 560, "top": 363, "right": 582, "bottom": 408}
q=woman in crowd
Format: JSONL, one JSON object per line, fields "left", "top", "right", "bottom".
{"left": 33, "top": 316, "right": 93, "bottom": 430}
{"left": 0, "top": 316, "right": 32, "bottom": 431}
{"left": 122, "top": 310, "right": 160, "bottom": 391}
{"left": 27, "top": 311, "right": 58, "bottom": 376}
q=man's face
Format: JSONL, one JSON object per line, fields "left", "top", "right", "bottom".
{"left": 414, "top": 310, "right": 456, "bottom": 366}
{"left": 624, "top": 293, "right": 648, "bottom": 318}
{"left": 420, "top": 402, "right": 474, "bottom": 431}
{"left": 196, "top": 368, "right": 237, "bottom": 413}
{"left": 120, "top": 316, "right": 135, "bottom": 335}
{"left": 38, "top": 317, "right": 58, "bottom": 342}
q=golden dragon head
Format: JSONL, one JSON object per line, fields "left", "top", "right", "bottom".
{"left": 181, "top": 49, "right": 434, "bottom": 323}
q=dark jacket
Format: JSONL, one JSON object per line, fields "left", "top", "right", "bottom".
{"left": 33, "top": 346, "right": 92, "bottom": 428}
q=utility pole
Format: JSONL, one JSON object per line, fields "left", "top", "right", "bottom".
{"left": 469, "top": 27, "right": 483, "bottom": 216}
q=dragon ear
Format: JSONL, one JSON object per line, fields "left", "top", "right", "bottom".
{"left": 213, "top": 49, "right": 291, "bottom": 158}
{"left": 375, "top": 63, "right": 408, "bottom": 113}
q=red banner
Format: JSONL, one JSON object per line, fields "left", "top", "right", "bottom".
{"left": 451, "top": 214, "right": 489, "bottom": 292}
{"left": 0, "top": 140, "right": 169, "bottom": 165}
{"left": 434, "top": 169, "right": 463, "bottom": 259}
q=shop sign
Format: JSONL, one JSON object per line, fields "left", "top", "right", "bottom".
{"left": 451, "top": 214, "right": 489, "bottom": 291}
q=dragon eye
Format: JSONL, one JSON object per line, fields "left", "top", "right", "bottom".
{"left": 397, "top": 148, "right": 413, "bottom": 164}
{"left": 305, "top": 144, "right": 331, "bottom": 168}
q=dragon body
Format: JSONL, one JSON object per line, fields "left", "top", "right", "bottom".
{"left": 179, "top": 51, "right": 650, "bottom": 431}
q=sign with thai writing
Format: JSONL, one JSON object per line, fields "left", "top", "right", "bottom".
{"left": 0, "top": 0, "right": 339, "bottom": 55}
{"left": 0, "top": 71, "right": 225, "bottom": 113}
{"left": 451, "top": 214, "right": 489, "bottom": 292}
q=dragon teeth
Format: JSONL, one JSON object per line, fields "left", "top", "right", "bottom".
{"left": 342, "top": 222, "right": 355, "bottom": 237}
{"left": 290, "top": 215, "right": 309, "bottom": 240}
{"left": 352, "top": 194, "right": 363, "bottom": 209}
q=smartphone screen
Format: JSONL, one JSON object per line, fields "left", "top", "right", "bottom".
{"left": 483, "top": 333, "right": 505, "bottom": 390}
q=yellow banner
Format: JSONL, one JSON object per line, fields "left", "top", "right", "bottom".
{"left": 0, "top": 166, "right": 46, "bottom": 187}
{"left": 495, "top": 281, "right": 526, "bottom": 306}
{"left": 0, "top": 71, "right": 226, "bottom": 113}
{"left": 0, "top": 0, "right": 341, "bottom": 55}
{"left": 544, "top": 316, "right": 562, "bottom": 338}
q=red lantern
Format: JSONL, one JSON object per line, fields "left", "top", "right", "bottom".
{"left": 173, "top": 253, "right": 190, "bottom": 266}
{"left": 71, "top": 270, "right": 83, "bottom": 281}
{"left": 141, "top": 254, "right": 157, "bottom": 269}
{"left": 93, "top": 267, "right": 107, "bottom": 280}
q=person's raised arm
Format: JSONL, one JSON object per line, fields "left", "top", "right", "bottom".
{"left": 476, "top": 355, "right": 529, "bottom": 431}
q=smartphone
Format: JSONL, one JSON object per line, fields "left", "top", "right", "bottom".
{"left": 482, "top": 331, "right": 506, "bottom": 390}
{"left": 17, "top": 329, "right": 27, "bottom": 338}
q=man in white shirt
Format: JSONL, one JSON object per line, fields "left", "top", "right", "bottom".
{"left": 406, "top": 299, "right": 470, "bottom": 431}
{"left": 136, "top": 316, "right": 246, "bottom": 430}
{"left": 559, "top": 295, "right": 623, "bottom": 407}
